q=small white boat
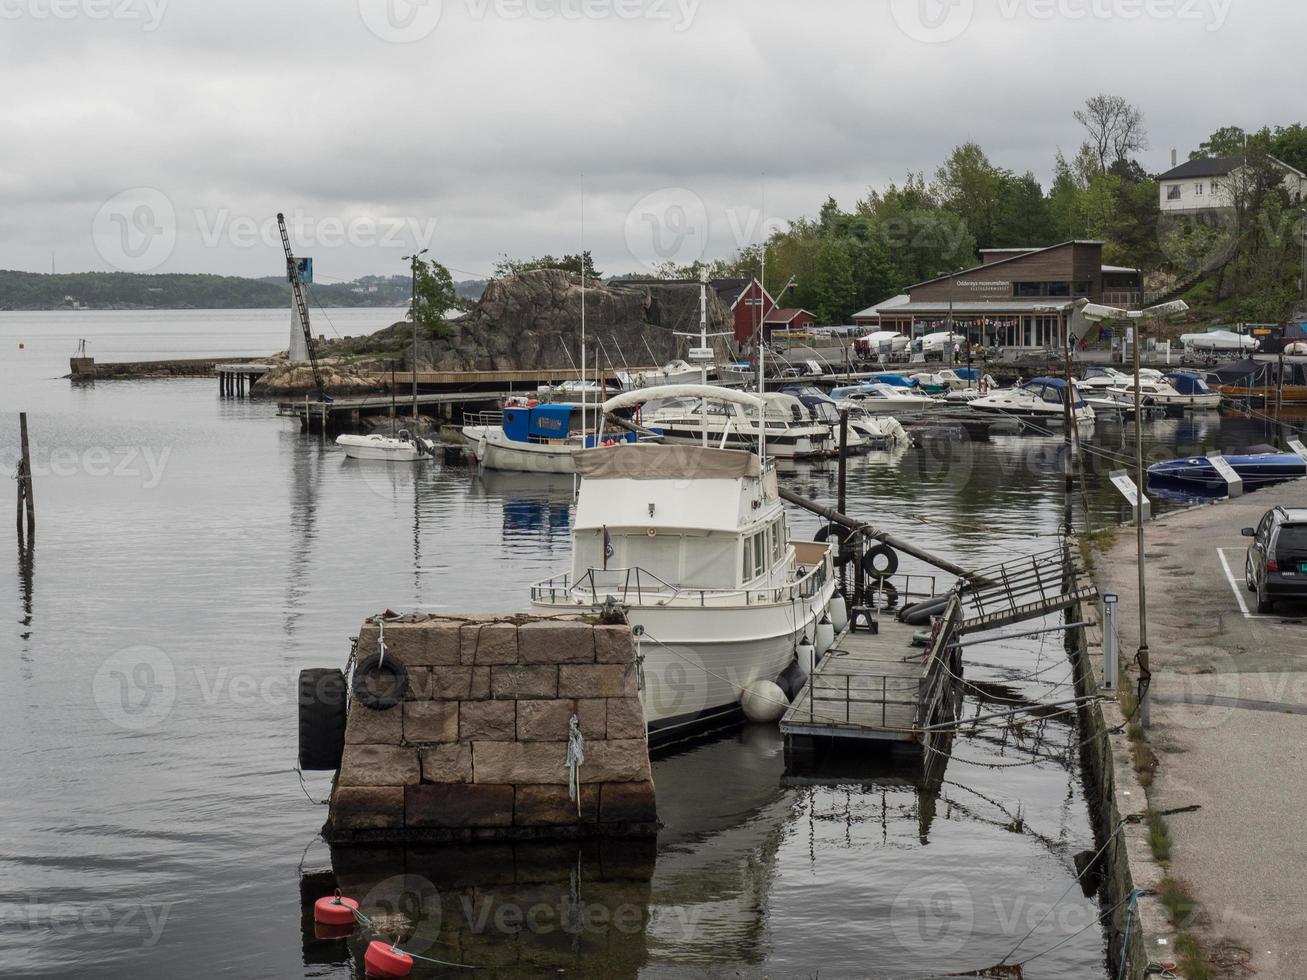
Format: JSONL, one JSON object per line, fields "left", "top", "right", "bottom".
{"left": 335, "top": 430, "right": 434, "bottom": 461}
{"left": 530, "top": 386, "right": 837, "bottom": 743}
{"left": 829, "top": 382, "right": 941, "bottom": 417}
{"left": 472, "top": 403, "right": 626, "bottom": 475}
{"left": 626, "top": 359, "right": 710, "bottom": 389}
{"left": 855, "top": 331, "right": 911, "bottom": 359}
{"left": 1181, "top": 330, "right": 1260, "bottom": 354}
{"left": 1106, "top": 377, "right": 1222, "bottom": 410}
{"left": 969, "top": 378, "right": 1096, "bottom": 426}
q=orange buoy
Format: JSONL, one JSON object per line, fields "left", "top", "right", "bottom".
{"left": 364, "top": 940, "right": 413, "bottom": 977}
{"left": 313, "top": 890, "right": 360, "bottom": 927}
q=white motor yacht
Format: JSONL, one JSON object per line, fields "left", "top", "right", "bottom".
{"left": 1106, "top": 377, "right": 1222, "bottom": 410}
{"left": 530, "top": 387, "right": 837, "bottom": 743}
{"left": 829, "top": 383, "right": 941, "bottom": 417}
{"left": 639, "top": 386, "right": 831, "bottom": 459}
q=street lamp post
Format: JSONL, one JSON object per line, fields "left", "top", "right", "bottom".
{"left": 403, "top": 248, "right": 429, "bottom": 422}
{"left": 1081, "top": 300, "right": 1189, "bottom": 728}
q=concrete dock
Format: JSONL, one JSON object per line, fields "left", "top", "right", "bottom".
{"left": 1096, "top": 477, "right": 1307, "bottom": 979}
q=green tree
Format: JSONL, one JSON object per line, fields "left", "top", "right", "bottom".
{"left": 412, "top": 258, "right": 458, "bottom": 339}
{"left": 935, "top": 142, "right": 1007, "bottom": 246}
{"left": 493, "top": 251, "right": 601, "bottom": 280}
{"left": 1192, "top": 126, "right": 1247, "bottom": 160}
{"left": 1271, "top": 124, "right": 1307, "bottom": 174}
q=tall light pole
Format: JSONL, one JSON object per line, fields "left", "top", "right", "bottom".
{"left": 403, "top": 248, "right": 429, "bottom": 422}
{"left": 1082, "top": 299, "right": 1189, "bottom": 727}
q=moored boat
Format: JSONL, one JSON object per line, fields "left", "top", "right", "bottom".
{"left": 968, "top": 378, "right": 1095, "bottom": 426}
{"left": 336, "top": 430, "right": 435, "bottom": 461}
{"left": 1148, "top": 451, "right": 1307, "bottom": 490}
{"left": 529, "top": 386, "right": 837, "bottom": 744}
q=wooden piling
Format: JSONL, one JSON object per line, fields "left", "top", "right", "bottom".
{"left": 16, "top": 412, "right": 34, "bottom": 545}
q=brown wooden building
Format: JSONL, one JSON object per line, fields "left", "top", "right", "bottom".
{"left": 853, "top": 241, "right": 1143, "bottom": 350}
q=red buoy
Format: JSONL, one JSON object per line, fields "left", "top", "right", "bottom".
{"left": 314, "top": 921, "right": 356, "bottom": 941}
{"left": 364, "top": 941, "right": 413, "bottom": 977}
{"left": 313, "top": 891, "right": 360, "bottom": 927}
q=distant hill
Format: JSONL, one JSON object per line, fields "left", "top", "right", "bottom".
{"left": 0, "top": 270, "right": 475, "bottom": 311}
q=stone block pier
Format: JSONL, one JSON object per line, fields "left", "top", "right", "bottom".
{"left": 325, "top": 614, "right": 657, "bottom": 844}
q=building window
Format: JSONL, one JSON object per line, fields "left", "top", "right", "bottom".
{"left": 1211, "top": 179, "right": 1220, "bottom": 193}
{"left": 1195, "top": 183, "right": 1204, "bottom": 196}
{"left": 1167, "top": 185, "right": 1182, "bottom": 201}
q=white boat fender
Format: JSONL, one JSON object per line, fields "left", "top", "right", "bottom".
{"left": 796, "top": 635, "right": 816, "bottom": 679}
{"left": 814, "top": 617, "right": 835, "bottom": 658}
{"left": 830, "top": 594, "right": 849, "bottom": 633}
{"left": 740, "top": 680, "right": 789, "bottom": 724}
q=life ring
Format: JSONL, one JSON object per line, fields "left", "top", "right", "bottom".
{"left": 861, "top": 544, "right": 899, "bottom": 580}
{"left": 351, "top": 653, "right": 408, "bottom": 711}
{"left": 814, "top": 525, "right": 855, "bottom": 567}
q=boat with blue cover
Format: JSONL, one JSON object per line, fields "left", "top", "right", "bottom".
{"left": 1148, "top": 451, "right": 1307, "bottom": 490}
{"left": 473, "top": 402, "right": 638, "bottom": 474}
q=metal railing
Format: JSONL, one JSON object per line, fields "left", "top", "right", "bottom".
{"left": 807, "top": 673, "right": 921, "bottom": 727}
{"left": 530, "top": 549, "right": 831, "bottom": 608}
{"left": 462, "top": 410, "right": 504, "bottom": 427}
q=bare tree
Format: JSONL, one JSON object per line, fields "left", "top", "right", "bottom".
{"left": 1074, "top": 95, "right": 1148, "bottom": 172}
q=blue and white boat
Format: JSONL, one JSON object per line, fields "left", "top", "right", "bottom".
{"left": 469, "top": 403, "right": 637, "bottom": 474}
{"left": 1163, "top": 372, "right": 1223, "bottom": 409}
{"left": 1149, "top": 452, "right": 1307, "bottom": 490}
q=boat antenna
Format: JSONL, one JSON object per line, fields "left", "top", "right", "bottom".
{"left": 580, "top": 177, "right": 588, "bottom": 444}
{"left": 699, "top": 271, "right": 709, "bottom": 448}
{"left": 758, "top": 175, "right": 767, "bottom": 460}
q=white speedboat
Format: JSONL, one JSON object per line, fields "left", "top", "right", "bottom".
{"left": 1078, "top": 366, "right": 1132, "bottom": 390}
{"left": 836, "top": 402, "right": 912, "bottom": 448}
{"left": 1180, "top": 330, "right": 1259, "bottom": 354}
{"left": 855, "top": 330, "right": 911, "bottom": 359}
{"left": 626, "top": 359, "right": 710, "bottom": 389}
{"left": 968, "top": 378, "right": 1096, "bottom": 425}
{"left": 639, "top": 386, "right": 831, "bottom": 459}
{"left": 336, "top": 430, "right": 435, "bottom": 461}
{"left": 1106, "top": 377, "right": 1222, "bottom": 410}
{"left": 530, "top": 387, "right": 837, "bottom": 744}
{"left": 829, "top": 382, "right": 941, "bottom": 416}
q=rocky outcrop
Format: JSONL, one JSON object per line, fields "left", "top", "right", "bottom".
{"left": 252, "top": 361, "right": 388, "bottom": 397}
{"left": 421, "top": 269, "right": 734, "bottom": 371}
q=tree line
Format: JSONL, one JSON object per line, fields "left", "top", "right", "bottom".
{"left": 639, "top": 96, "right": 1307, "bottom": 326}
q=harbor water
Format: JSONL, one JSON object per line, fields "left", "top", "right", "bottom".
{"left": 1, "top": 310, "right": 1296, "bottom": 978}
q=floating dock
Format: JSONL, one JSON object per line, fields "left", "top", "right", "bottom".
{"left": 781, "top": 595, "right": 964, "bottom": 763}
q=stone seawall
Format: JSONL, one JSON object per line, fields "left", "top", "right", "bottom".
{"left": 325, "top": 614, "right": 657, "bottom": 843}
{"left": 1068, "top": 604, "right": 1167, "bottom": 980}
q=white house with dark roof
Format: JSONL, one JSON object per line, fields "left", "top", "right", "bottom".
{"left": 1158, "top": 155, "right": 1307, "bottom": 213}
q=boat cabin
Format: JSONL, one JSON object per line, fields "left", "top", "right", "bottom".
{"left": 502, "top": 404, "right": 635, "bottom": 446}
{"left": 564, "top": 445, "right": 793, "bottom": 593}
{"left": 1021, "top": 378, "right": 1089, "bottom": 409}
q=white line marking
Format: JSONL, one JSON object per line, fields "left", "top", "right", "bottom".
{"left": 1216, "top": 548, "right": 1254, "bottom": 619}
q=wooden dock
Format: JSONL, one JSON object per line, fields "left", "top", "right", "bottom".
{"left": 781, "top": 596, "right": 964, "bottom": 762}
{"left": 276, "top": 391, "right": 506, "bottom": 432}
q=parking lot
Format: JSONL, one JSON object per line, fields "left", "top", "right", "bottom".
{"left": 1098, "top": 481, "right": 1307, "bottom": 979}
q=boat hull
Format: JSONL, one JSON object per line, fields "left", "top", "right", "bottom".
{"left": 1148, "top": 454, "right": 1307, "bottom": 489}
{"left": 531, "top": 580, "right": 836, "bottom": 746}
{"left": 480, "top": 431, "right": 578, "bottom": 474}
{"left": 336, "top": 435, "right": 429, "bottom": 461}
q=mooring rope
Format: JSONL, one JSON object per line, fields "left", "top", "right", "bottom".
{"left": 565, "top": 715, "right": 585, "bottom": 808}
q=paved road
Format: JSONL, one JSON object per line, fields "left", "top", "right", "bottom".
{"left": 1099, "top": 481, "right": 1307, "bottom": 980}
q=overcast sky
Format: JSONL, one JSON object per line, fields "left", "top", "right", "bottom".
{"left": 0, "top": 0, "right": 1299, "bottom": 283}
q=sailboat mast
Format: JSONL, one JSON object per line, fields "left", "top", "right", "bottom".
{"left": 758, "top": 179, "right": 767, "bottom": 461}
{"left": 699, "top": 273, "right": 709, "bottom": 449}
{"left": 580, "top": 184, "right": 587, "bottom": 443}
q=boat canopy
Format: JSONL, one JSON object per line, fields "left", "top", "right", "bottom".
{"left": 602, "top": 384, "right": 765, "bottom": 414}
{"left": 1022, "top": 377, "right": 1088, "bottom": 409}
{"left": 503, "top": 404, "right": 573, "bottom": 442}
{"left": 1211, "top": 359, "right": 1307, "bottom": 388}
{"left": 869, "top": 373, "right": 918, "bottom": 388}
{"left": 574, "top": 443, "right": 761, "bottom": 481}
{"left": 1165, "top": 371, "right": 1215, "bottom": 396}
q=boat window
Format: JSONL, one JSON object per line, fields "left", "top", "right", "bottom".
{"left": 1041, "top": 386, "right": 1063, "bottom": 404}
{"left": 681, "top": 534, "right": 738, "bottom": 587}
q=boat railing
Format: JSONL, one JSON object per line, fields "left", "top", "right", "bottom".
{"left": 463, "top": 410, "right": 504, "bottom": 428}
{"left": 530, "top": 549, "right": 832, "bottom": 608}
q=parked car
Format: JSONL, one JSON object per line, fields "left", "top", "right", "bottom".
{"left": 1242, "top": 506, "right": 1307, "bottom": 613}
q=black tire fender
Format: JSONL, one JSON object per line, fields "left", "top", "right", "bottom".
{"left": 351, "top": 653, "right": 409, "bottom": 711}
{"left": 861, "top": 544, "right": 899, "bottom": 580}
{"left": 298, "top": 668, "right": 347, "bottom": 771}
{"left": 814, "top": 524, "right": 855, "bottom": 568}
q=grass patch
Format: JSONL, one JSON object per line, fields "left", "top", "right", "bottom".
{"left": 1131, "top": 740, "right": 1158, "bottom": 787}
{"left": 1157, "top": 878, "right": 1199, "bottom": 929}
{"left": 1175, "top": 933, "right": 1211, "bottom": 980}
{"left": 1146, "top": 810, "right": 1173, "bottom": 865}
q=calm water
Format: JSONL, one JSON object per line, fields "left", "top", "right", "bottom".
{"left": 1, "top": 311, "right": 1298, "bottom": 979}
